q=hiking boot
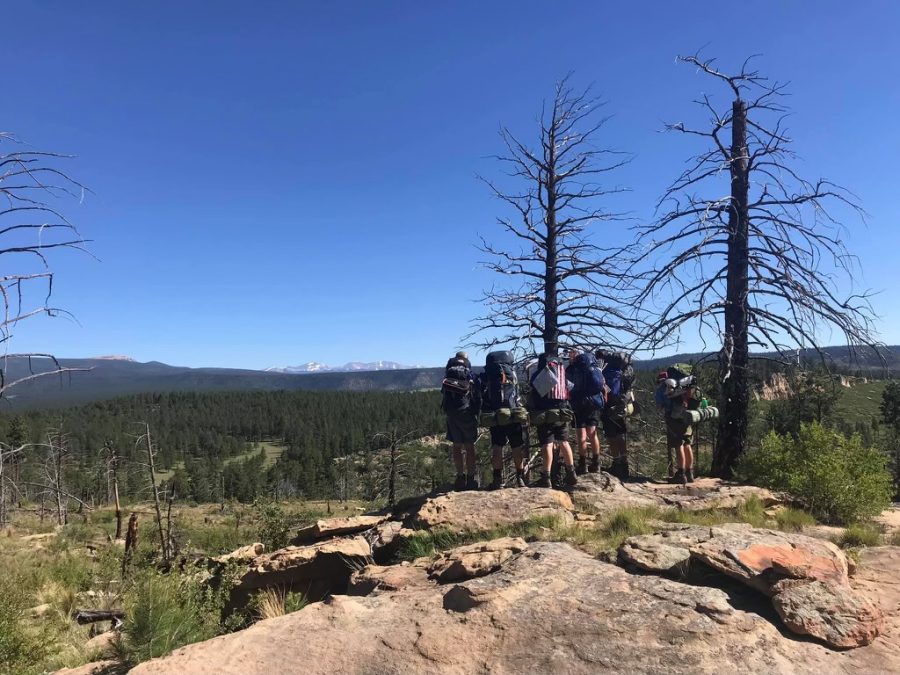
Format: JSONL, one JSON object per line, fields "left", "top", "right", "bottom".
{"left": 668, "top": 469, "right": 686, "bottom": 485}
{"left": 563, "top": 465, "right": 578, "bottom": 487}
{"left": 535, "top": 472, "right": 552, "bottom": 489}
{"left": 453, "top": 474, "right": 466, "bottom": 491}
{"left": 608, "top": 458, "right": 622, "bottom": 480}
{"left": 515, "top": 470, "right": 528, "bottom": 488}
{"left": 588, "top": 455, "right": 600, "bottom": 473}
{"left": 465, "top": 474, "right": 480, "bottom": 491}
{"left": 488, "top": 470, "right": 503, "bottom": 491}
{"left": 685, "top": 468, "right": 695, "bottom": 484}
{"left": 618, "top": 458, "right": 631, "bottom": 482}
{"left": 576, "top": 456, "right": 587, "bottom": 476}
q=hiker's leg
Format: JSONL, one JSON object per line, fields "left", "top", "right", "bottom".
{"left": 512, "top": 445, "right": 524, "bottom": 471}
{"left": 491, "top": 445, "right": 503, "bottom": 470}
{"left": 558, "top": 440, "right": 575, "bottom": 467}
{"left": 588, "top": 425, "right": 601, "bottom": 457}
{"left": 465, "top": 443, "right": 477, "bottom": 475}
{"left": 683, "top": 441, "right": 694, "bottom": 470}
{"left": 541, "top": 441, "right": 554, "bottom": 473}
{"left": 452, "top": 443, "right": 465, "bottom": 474}
{"left": 577, "top": 427, "right": 588, "bottom": 458}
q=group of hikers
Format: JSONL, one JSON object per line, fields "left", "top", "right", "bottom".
{"left": 441, "top": 349, "right": 715, "bottom": 490}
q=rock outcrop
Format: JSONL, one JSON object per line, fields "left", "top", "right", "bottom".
{"left": 620, "top": 524, "right": 883, "bottom": 648}
{"left": 132, "top": 539, "right": 898, "bottom": 675}
{"left": 223, "top": 536, "right": 372, "bottom": 610}
{"left": 292, "top": 515, "right": 387, "bottom": 544}
{"left": 572, "top": 473, "right": 780, "bottom": 514}
{"left": 410, "top": 488, "right": 575, "bottom": 532}
{"left": 426, "top": 537, "right": 528, "bottom": 583}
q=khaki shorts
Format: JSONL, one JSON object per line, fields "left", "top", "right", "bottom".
{"left": 666, "top": 417, "right": 693, "bottom": 449}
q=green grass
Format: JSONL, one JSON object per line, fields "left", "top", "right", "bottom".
{"left": 836, "top": 523, "right": 882, "bottom": 549}
{"left": 774, "top": 507, "right": 817, "bottom": 532}
{"left": 833, "top": 380, "right": 888, "bottom": 425}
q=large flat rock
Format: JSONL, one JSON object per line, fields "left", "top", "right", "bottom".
{"left": 572, "top": 473, "right": 780, "bottom": 514}
{"left": 620, "top": 524, "right": 883, "bottom": 648}
{"left": 409, "top": 488, "right": 574, "bottom": 532}
{"left": 292, "top": 515, "right": 388, "bottom": 543}
{"left": 225, "top": 536, "right": 372, "bottom": 609}
{"left": 131, "top": 540, "right": 896, "bottom": 675}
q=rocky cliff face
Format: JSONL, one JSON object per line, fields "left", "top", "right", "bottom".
{"left": 112, "top": 478, "right": 899, "bottom": 674}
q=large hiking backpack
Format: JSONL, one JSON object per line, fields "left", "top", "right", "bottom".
{"left": 603, "top": 358, "right": 635, "bottom": 418}
{"left": 530, "top": 354, "right": 569, "bottom": 403}
{"left": 441, "top": 357, "right": 473, "bottom": 415}
{"left": 571, "top": 352, "right": 605, "bottom": 410}
{"left": 482, "top": 350, "right": 521, "bottom": 411}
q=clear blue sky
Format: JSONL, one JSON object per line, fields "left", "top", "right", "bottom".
{"left": 5, "top": 1, "right": 898, "bottom": 369}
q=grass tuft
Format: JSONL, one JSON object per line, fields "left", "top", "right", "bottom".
{"left": 836, "top": 523, "right": 882, "bottom": 549}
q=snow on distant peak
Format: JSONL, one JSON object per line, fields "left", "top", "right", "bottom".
{"left": 264, "top": 361, "right": 417, "bottom": 374}
{"left": 93, "top": 355, "right": 135, "bottom": 362}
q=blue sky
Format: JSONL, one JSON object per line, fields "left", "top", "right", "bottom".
{"left": 4, "top": 1, "right": 898, "bottom": 369}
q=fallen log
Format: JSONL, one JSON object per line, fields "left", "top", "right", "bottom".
{"left": 74, "top": 609, "right": 125, "bottom": 625}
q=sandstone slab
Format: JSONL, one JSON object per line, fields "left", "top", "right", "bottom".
{"left": 225, "top": 536, "right": 372, "bottom": 610}
{"left": 347, "top": 562, "right": 430, "bottom": 596}
{"left": 132, "top": 541, "right": 879, "bottom": 675}
{"left": 214, "top": 542, "right": 265, "bottom": 564}
{"left": 292, "top": 515, "right": 387, "bottom": 544}
{"left": 426, "top": 537, "right": 528, "bottom": 583}
{"left": 621, "top": 524, "right": 881, "bottom": 648}
{"left": 410, "top": 488, "right": 574, "bottom": 533}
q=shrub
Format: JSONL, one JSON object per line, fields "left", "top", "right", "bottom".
{"left": 117, "top": 570, "right": 222, "bottom": 665}
{"left": 0, "top": 575, "right": 49, "bottom": 674}
{"left": 252, "top": 588, "right": 307, "bottom": 621}
{"left": 255, "top": 501, "right": 290, "bottom": 551}
{"left": 774, "top": 507, "right": 817, "bottom": 532}
{"left": 739, "top": 423, "right": 892, "bottom": 524}
{"left": 837, "top": 523, "right": 882, "bottom": 548}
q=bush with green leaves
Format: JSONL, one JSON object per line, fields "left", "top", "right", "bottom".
{"left": 0, "top": 575, "right": 49, "bottom": 674}
{"left": 739, "top": 422, "right": 892, "bottom": 524}
{"left": 117, "top": 569, "right": 226, "bottom": 665}
{"left": 255, "top": 500, "right": 290, "bottom": 551}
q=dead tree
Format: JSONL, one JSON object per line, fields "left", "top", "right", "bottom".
{"left": 633, "top": 54, "right": 879, "bottom": 477}
{"left": 136, "top": 423, "right": 169, "bottom": 561}
{"left": 0, "top": 133, "right": 91, "bottom": 399}
{"left": 468, "top": 75, "right": 638, "bottom": 357}
{"left": 371, "top": 428, "right": 419, "bottom": 508}
{"left": 0, "top": 442, "right": 25, "bottom": 526}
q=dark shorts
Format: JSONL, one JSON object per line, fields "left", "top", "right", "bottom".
{"left": 601, "top": 410, "right": 628, "bottom": 438}
{"left": 446, "top": 414, "right": 478, "bottom": 444}
{"left": 666, "top": 417, "right": 693, "bottom": 448}
{"left": 574, "top": 405, "right": 601, "bottom": 429}
{"left": 537, "top": 423, "right": 569, "bottom": 445}
{"left": 490, "top": 423, "right": 525, "bottom": 448}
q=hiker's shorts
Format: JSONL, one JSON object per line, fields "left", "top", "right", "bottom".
{"left": 601, "top": 410, "right": 628, "bottom": 439}
{"left": 666, "top": 417, "right": 693, "bottom": 448}
{"left": 537, "top": 423, "right": 569, "bottom": 445}
{"left": 574, "top": 405, "right": 601, "bottom": 429}
{"left": 446, "top": 413, "right": 478, "bottom": 444}
{"left": 490, "top": 423, "right": 525, "bottom": 449}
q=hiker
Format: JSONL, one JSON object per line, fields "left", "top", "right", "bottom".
{"left": 655, "top": 365, "right": 697, "bottom": 484}
{"left": 441, "top": 351, "right": 480, "bottom": 490}
{"left": 528, "top": 353, "right": 577, "bottom": 488}
{"left": 567, "top": 348, "right": 605, "bottom": 475}
{"left": 480, "top": 350, "right": 529, "bottom": 489}
{"left": 597, "top": 349, "right": 635, "bottom": 480}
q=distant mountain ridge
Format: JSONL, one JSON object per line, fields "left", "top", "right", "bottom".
{"left": 265, "top": 361, "right": 416, "bottom": 374}
{"left": 3, "top": 345, "right": 897, "bottom": 410}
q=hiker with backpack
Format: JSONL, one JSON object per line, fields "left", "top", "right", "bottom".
{"left": 441, "top": 351, "right": 481, "bottom": 490}
{"left": 597, "top": 349, "right": 635, "bottom": 480}
{"left": 528, "top": 353, "right": 578, "bottom": 488}
{"left": 480, "top": 351, "right": 529, "bottom": 489}
{"left": 655, "top": 364, "right": 699, "bottom": 484}
{"left": 567, "top": 348, "right": 606, "bottom": 475}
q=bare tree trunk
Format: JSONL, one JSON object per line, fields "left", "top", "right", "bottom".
{"left": 122, "top": 512, "right": 138, "bottom": 577}
{"left": 143, "top": 424, "right": 169, "bottom": 561}
{"left": 54, "top": 448, "right": 66, "bottom": 525}
{"left": 388, "top": 435, "right": 398, "bottom": 508}
{"left": 113, "top": 479, "right": 123, "bottom": 540}
{"left": 714, "top": 99, "right": 751, "bottom": 478}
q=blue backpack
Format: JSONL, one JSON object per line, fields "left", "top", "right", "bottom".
{"left": 572, "top": 353, "right": 605, "bottom": 410}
